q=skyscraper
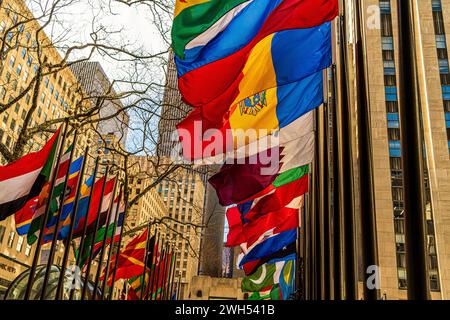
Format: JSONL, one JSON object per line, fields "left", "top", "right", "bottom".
{"left": 335, "top": 0, "right": 450, "bottom": 299}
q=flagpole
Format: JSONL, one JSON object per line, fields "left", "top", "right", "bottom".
{"left": 101, "top": 184, "right": 123, "bottom": 300}
{"left": 163, "top": 244, "right": 175, "bottom": 300}
{"left": 92, "top": 172, "right": 118, "bottom": 300}
{"left": 396, "top": 0, "right": 430, "bottom": 300}
{"left": 80, "top": 165, "right": 109, "bottom": 300}
{"left": 140, "top": 221, "right": 153, "bottom": 300}
{"left": 312, "top": 109, "right": 321, "bottom": 300}
{"left": 353, "top": 0, "right": 380, "bottom": 300}
{"left": 337, "top": 10, "right": 358, "bottom": 300}
{"left": 176, "top": 274, "right": 181, "bottom": 300}
{"left": 40, "top": 129, "right": 79, "bottom": 300}
{"left": 147, "top": 227, "right": 161, "bottom": 300}
{"left": 331, "top": 63, "right": 342, "bottom": 300}
{"left": 299, "top": 203, "right": 306, "bottom": 300}
{"left": 55, "top": 146, "right": 89, "bottom": 299}
{"left": 107, "top": 178, "right": 129, "bottom": 301}
{"left": 168, "top": 248, "right": 178, "bottom": 300}
{"left": 24, "top": 120, "right": 69, "bottom": 300}
{"left": 154, "top": 239, "right": 167, "bottom": 300}
{"left": 68, "top": 156, "right": 100, "bottom": 300}
{"left": 158, "top": 241, "right": 170, "bottom": 301}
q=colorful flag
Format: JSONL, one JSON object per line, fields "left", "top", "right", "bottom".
{"left": 177, "top": 72, "right": 323, "bottom": 161}
{"left": 58, "top": 174, "right": 94, "bottom": 239}
{"left": 241, "top": 258, "right": 295, "bottom": 293}
{"left": 238, "top": 229, "right": 297, "bottom": 268}
{"left": 226, "top": 197, "right": 301, "bottom": 247}
{"left": 172, "top": 0, "right": 250, "bottom": 59}
{"left": 104, "top": 227, "right": 149, "bottom": 285}
{"left": 14, "top": 197, "right": 38, "bottom": 235}
{"left": 176, "top": 1, "right": 336, "bottom": 107}
{"left": 248, "top": 285, "right": 273, "bottom": 300}
{"left": 279, "top": 258, "right": 296, "bottom": 300}
{"left": 43, "top": 155, "right": 84, "bottom": 243}
{"left": 77, "top": 197, "right": 125, "bottom": 267}
{"left": 209, "top": 140, "right": 312, "bottom": 205}
{"left": 236, "top": 174, "right": 308, "bottom": 223}
{"left": 0, "top": 129, "right": 60, "bottom": 220}
{"left": 72, "top": 177, "right": 116, "bottom": 238}
{"left": 240, "top": 245, "right": 296, "bottom": 276}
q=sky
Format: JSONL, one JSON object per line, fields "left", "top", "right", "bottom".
{"left": 27, "top": 0, "right": 173, "bottom": 152}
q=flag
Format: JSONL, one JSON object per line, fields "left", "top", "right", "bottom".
{"left": 226, "top": 197, "right": 301, "bottom": 247}
{"left": 127, "top": 272, "right": 150, "bottom": 300}
{"left": 43, "top": 155, "right": 84, "bottom": 243}
{"left": 238, "top": 229, "right": 297, "bottom": 268}
{"left": 240, "top": 245, "right": 296, "bottom": 276}
{"left": 77, "top": 197, "right": 125, "bottom": 268}
{"left": 172, "top": 0, "right": 250, "bottom": 59}
{"left": 177, "top": 73, "right": 322, "bottom": 161}
{"left": 175, "top": 0, "right": 336, "bottom": 107}
{"left": 236, "top": 174, "right": 308, "bottom": 222}
{"left": 209, "top": 139, "right": 312, "bottom": 205}
{"left": 0, "top": 129, "right": 60, "bottom": 220}
{"left": 58, "top": 174, "right": 94, "bottom": 239}
{"left": 279, "top": 258, "right": 296, "bottom": 300}
{"left": 174, "top": 0, "right": 338, "bottom": 67}
{"left": 248, "top": 285, "right": 273, "bottom": 300}
{"left": 104, "top": 227, "right": 149, "bottom": 285}
{"left": 72, "top": 177, "right": 116, "bottom": 238}
{"left": 241, "top": 258, "right": 295, "bottom": 293}
{"left": 14, "top": 197, "right": 38, "bottom": 235}
{"left": 26, "top": 146, "right": 73, "bottom": 244}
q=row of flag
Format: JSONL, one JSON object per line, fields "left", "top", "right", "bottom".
{"left": 171, "top": 0, "right": 338, "bottom": 300}
{"left": 0, "top": 126, "right": 136, "bottom": 299}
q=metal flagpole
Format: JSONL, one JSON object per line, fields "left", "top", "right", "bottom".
{"left": 395, "top": 0, "right": 430, "bottom": 300}
{"left": 155, "top": 241, "right": 168, "bottom": 300}
{"left": 24, "top": 120, "right": 69, "bottom": 300}
{"left": 353, "top": 0, "right": 380, "bottom": 300}
{"left": 92, "top": 173, "right": 118, "bottom": 300}
{"left": 80, "top": 166, "right": 109, "bottom": 300}
{"left": 337, "top": 7, "right": 358, "bottom": 300}
{"left": 331, "top": 63, "right": 342, "bottom": 300}
{"left": 313, "top": 109, "right": 322, "bottom": 300}
{"left": 101, "top": 184, "right": 123, "bottom": 300}
{"left": 68, "top": 156, "right": 100, "bottom": 300}
{"left": 41, "top": 129, "right": 79, "bottom": 300}
{"left": 55, "top": 146, "right": 89, "bottom": 299}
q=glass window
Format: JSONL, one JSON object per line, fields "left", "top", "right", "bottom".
{"left": 7, "top": 231, "right": 15, "bottom": 248}
{"left": 16, "top": 236, "right": 24, "bottom": 252}
{"left": 25, "top": 244, "right": 31, "bottom": 257}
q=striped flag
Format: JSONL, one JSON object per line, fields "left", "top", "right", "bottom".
{"left": 26, "top": 146, "right": 73, "bottom": 245}
{"left": 0, "top": 129, "right": 60, "bottom": 221}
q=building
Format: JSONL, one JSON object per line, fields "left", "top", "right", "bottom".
{"left": 335, "top": 0, "right": 450, "bottom": 299}
{"left": 188, "top": 275, "right": 245, "bottom": 300}
{"left": 0, "top": 0, "right": 123, "bottom": 297}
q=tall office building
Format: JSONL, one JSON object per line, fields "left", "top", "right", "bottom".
{"left": 337, "top": 0, "right": 450, "bottom": 299}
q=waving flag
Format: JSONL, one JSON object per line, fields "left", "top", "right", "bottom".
{"left": 239, "top": 229, "right": 297, "bottom": 268}
{"left": 241, "top": 258, "right": 295, "bottom": 293}
{"left": 226, "top": 197, "right": 301, "bottom": 247}
{"left": 14, "top": 197, "right": 38, "bottom": 235}
{"left": 240, "top": 243, "right": 296, "bottom": 276}
{"left": 104, "top": 228, "right": 149, "bottom": 285}
{"left": 58, "top": 174, "right": 94, "bottom": 239}
{"left": 177, "top": 72, "right": 322, "bottom": 160}
{"left": 172, "top": 0, "right": 251, "bottom": 59}
{"left": 42, "top": 156, "right": 84, "bottom": 243}
{"left": 0, "top": 129, "right": 60, "bottom": 221}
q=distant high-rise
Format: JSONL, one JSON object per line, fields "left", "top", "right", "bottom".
{"left": 158, "top": 52, "right": 226, "bottom": 282}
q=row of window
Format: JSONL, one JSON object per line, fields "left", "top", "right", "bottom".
{"left": 431, "top": 0, "right": 450, "bottom": 153}
{"left": 0, "top": 226, "right": 32, "bottom": 256}
{"left": 379, "top": 0, "right": 441, "bottom": 291}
